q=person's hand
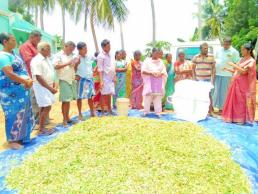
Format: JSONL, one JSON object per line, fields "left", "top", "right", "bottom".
{"left": 113, "top": 77, "right": 117, "bottom": 83}
{"left": 75, "top": 75, "right": 81, "bottom": 81}
{"left": 157, "top": 72, "right": 163, "bottom": 77}
{"left": 73, "top": 57, "right": 80, "bottom": 66}
{"left": 152, "top": 72, "right": 158, "bottom": 77}
{"left": 24, "top": 79, "right": 33, "bottom": 89}
{"left": 153, "top": 72, "right": 162, "bottom": 77}
{"left": 100, "top": 81, "right": 104, "bottom": 90}
{"left": 227, "top": 62, "right": 235, "bottom": 66}
{"left": 243, "top": 65, "right": 249, "bottom": 70}
{"left": 53, "top": 82, "right": 59, "bottom": 90}
{"left": 50, "top": 87, "right": 58, "bottom": 94}
{"left": 67, "top": 59, "right": 74, "bottom": 66}
{"left": 93, "top": 66, "right": 98, "bottom": 73}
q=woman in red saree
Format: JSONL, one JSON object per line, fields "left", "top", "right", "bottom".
{"left": 130, "top": 51, "right": 143, "bottom": 109}
{"left": 222, "top": 42, "right": 256, "bottom": 124}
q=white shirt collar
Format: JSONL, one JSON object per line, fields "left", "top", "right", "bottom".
{"left": 37, "top": 53, "right": 47, "bottom": 61}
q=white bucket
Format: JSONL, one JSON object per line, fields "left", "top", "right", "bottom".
{"left": 117, "top": 98, "right": 130, "bottom": 116}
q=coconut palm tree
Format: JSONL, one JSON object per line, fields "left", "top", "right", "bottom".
{"left": 30, "top": 0, "right": 54, "bottom": 30}
{"left": 70, "top": 0, "right": 128, "bottom": 52}
{"left": 110, "top": 0, "right": 128, "bottom": 50}
{"left": 202, "top": 0, "right": 224, "bottom": 40}
{"left": 17, "top": 0, "right": 54, "bottom": 30}
{"left": 150, "top": 0, "right": 156, "bottom": 43}
{"left": 8, "top": 0, "right": 35, "bottom": 24}
{"left": 57, "top": 0, "right": 71, "bottom": 42}
{"left": 119, "top": 22, "right": 125, "bottom": 50}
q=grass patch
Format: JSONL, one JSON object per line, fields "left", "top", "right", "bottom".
{"left": 6, "top": 117, "right": 250, "bottom": 193}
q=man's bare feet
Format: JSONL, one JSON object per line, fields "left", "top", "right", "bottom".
{"left": 63, "top": 121, "right": 68, "bottom": 127}
{"left": 9, "top": 142, "right": 23, "bottom": 150}
{"left": 78, "top": 115, "right": 83, "bottom": 121}
{"left": 90, "top": 111, "right": 96, "bottom": 117}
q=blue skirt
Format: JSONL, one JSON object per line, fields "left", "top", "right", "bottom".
{"left": 0, "top": 84, "right": 34, "bottom": 143}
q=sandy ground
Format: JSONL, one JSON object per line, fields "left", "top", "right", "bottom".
{"left": 1, "top": 83, "right": 258, "bottom": 151}
{"left": 0, "top": 96, "right": 88, "bottom": 151}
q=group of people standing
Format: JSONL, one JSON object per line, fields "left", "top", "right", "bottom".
{"left": 0, "top": 30, "right": 256, "bottom": 150}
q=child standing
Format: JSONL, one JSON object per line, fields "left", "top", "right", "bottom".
{"left": 75, "top": 42, "right": 95, "bottom": 120}
{"left": 97, "top": 39, "right": 116, "bottom": 116}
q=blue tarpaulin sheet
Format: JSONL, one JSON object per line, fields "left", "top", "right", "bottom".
{"left": 0, "top": 110, "right": 257, "bottom": 193}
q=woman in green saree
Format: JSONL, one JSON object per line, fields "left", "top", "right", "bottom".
{"left": 113, "top": 50, "right": 127, "bottom": 108}
{"left": 164, "top": 53, "right": 175, "bottom": 110}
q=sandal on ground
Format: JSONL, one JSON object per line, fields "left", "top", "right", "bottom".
{"left": 38, "top": 128, "right": 55, "bottom": 136}
{"left": 107, "top": 111, "right": 116, "bottom": 116}
{"left": 67, "top": 120, "right": 77, "bottom": 124}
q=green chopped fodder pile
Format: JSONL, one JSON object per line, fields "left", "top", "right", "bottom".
{"left": 6, "top": 117, "right": 250, "bottom": 193}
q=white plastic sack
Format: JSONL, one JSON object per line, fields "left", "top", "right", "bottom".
{"left": 168, "top": 80, "right": 214, "bottom": 122}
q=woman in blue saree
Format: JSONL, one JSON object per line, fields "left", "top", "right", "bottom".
{"left": 0, "top": 33, "right": 34, "bottom": 149}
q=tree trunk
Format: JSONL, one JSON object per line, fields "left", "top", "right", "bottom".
{"left": 84, "top": 7, "right": 87, "bottom": 31}
{"left": 35, "top": 6, "right": 38, "bottom": 27}
{"left": 39, "top": 5, "right": 44, "bottom": 30}
{"left": 61, "top": 7, "right": 66, "bottom": 42}
{"left": 150, "top": 0, "right": 156, "bottom": 43}
{"left": 197, "top": 0, "right": 203, "bottom": 40}
{"left": 119, "top": 22, "right": 125, "bottom": 50}
{"left": 90, "top": 14, "right": 99, "bottom": 52}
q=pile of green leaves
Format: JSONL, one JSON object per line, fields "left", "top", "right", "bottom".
{"left": 6, "top": 117, "right": 250, "bottom": 193}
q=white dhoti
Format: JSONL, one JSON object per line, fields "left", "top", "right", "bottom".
{"left": 33, "top": 83, "right": 55, "bottom": 108}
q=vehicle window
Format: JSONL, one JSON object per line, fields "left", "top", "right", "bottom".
{"left": 176, "top": 46, "right": 213, "bottom": 60}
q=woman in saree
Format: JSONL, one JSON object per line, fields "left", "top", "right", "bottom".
{"left": 0, "top": 33, "right": 34, "bottom": 149}
{"left": 92, "top": 52, "right": 101, "bottom": 110}
{"left": 121, "top": 50, "right": 132, "bottom": 98}
{"left": 222, "top": 42, "right": 257, "bottom": 124}
{"left": 142, "top": 48, "right": 167, "bottom": 117}
{"left": 164, "top": 53, "right": 175, "bottom": 110}
{"left": 174, "top": 50, "right": 193, "bottom": 83}
{"left": 113, "top": 50, "right": 127, "bottom": 108}
{"left": 130, "top": 50, "right": 143, "bottom": 109}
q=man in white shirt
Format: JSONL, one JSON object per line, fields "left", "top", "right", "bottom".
{"left": 31, "top": 42, "right": 57, "bottom": 136}
{"left": 213, "top": 37, "right": 240, "bottom": 113}
{"left": 54, "top": 41, "right": 79, "bottom": 126}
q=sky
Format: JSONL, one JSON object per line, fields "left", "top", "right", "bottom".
{"left": 43, "top": 0, "right": 199, "bottom": 56}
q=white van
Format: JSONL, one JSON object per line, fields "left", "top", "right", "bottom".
{"left": 171, "top": 40, "right": 221, "bottom": 63}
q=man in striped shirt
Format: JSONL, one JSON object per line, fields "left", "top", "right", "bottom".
{"left": 192, "top": 42, "right": 216, "bottom": 114}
